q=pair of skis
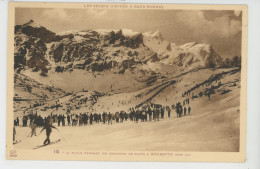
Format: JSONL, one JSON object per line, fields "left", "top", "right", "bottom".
{"left": 33, "top": 139, "right": 61, "bottom": 150}
{"left": 13, "top": 140, "right": 21, "bottom": 145}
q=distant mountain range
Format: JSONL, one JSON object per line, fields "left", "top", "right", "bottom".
{"left": 14, "top": 20, "right": 223, "bottom": 75}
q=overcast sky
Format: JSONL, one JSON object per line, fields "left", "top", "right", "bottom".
{"left": 15, "top": 8, "right": 243, "bottom": 58}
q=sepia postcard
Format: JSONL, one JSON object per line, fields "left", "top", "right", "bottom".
{"left": 6, "top": 2, "right": 247, "bottom": 162}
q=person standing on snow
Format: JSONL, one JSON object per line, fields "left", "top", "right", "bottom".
{"left": 148, "top": 107, "right": 152, "bottom": 121}
{"left": 30, "top": 121, "right": 37, "bottom": 137}
{"left": 40, "top": 117, "right": 58, "bottom": 145}
{"left": 188, "top": 106, "right": 191, "bottom": 115}
{"left": 167, "top": 107, "right": 171, "bottom": 118}
{"left": 16, "top": 117, "right": 19, "bottom": 126}
{"left": 13, "top": 126, "right": 16, "bottom": 143}
{"left": 108, "top": 112, "right": 112, "bottom": 125}
{"left": 161, "top": 107, "right": 165, "bottom": 119}
{"left": 67, "top": 114, "right": 71, "bottom": 126}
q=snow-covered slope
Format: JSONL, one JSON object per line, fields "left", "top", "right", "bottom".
{"left": 13, "top": 67, "right": 241, "bottom": 152}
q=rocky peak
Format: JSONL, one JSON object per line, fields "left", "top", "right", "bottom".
{"left": 15, "top": 19, "right": 56, "bottom": 43}
{"left": 100, "top": 29, "right": 143, "bottom": 48}
{"left": 143, "top": 31, "right": 163, "bottom": 41}
{"left": 23, "top": 19, "right": 42, "bottom": 28}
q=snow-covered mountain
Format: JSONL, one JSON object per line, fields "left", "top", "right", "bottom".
{"left": 14, "top": 20, "right": 223, "bottom": 74}
{"left": 143, "top": 31, "right": 223, "bottom": 69}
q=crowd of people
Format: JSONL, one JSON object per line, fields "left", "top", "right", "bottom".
{"left": 13, "top": 98, "right": 194, "bottom": 145}
{"left": 14, "top": 102, "right": 192, "bottom": 128}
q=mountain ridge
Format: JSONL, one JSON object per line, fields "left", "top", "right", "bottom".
{"left": 14, "top": 20, "right": 223, "bottom": 74}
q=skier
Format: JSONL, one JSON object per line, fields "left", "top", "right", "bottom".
{"left": 40, "top": 117, "right": 58, "bottom": 145}
{"left": 30, "top": 121, "right": 37, "bottom": 137}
